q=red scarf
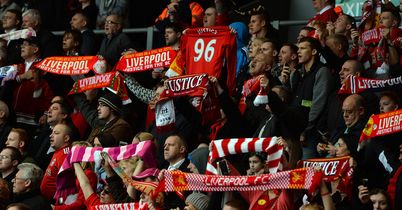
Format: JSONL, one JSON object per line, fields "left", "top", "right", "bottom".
{"left": 116, "top": 47, "right": 177, "bottom": 73}
{"left": 35, "top": 56, "right": 107, "bottom": 75}
{"left": 239, "top": 77, "right": 260, "bottom": 114}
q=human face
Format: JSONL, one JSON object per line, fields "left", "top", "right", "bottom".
{"left": 335, "top": 138, "right": 350, "bottom": 157}
{"left": 203, "top": 7, "right": 217, "bottom": 27}
{"left": 0, "top": 148, "right": 14, "bottom": 171}
{"left": 20, "top": 41, "right": 38, "bottom": 59}
{"left": 63, "top": 33, "right": 78, "bottom": 52}
{"left": 248, "top": 15, "right": 264, "bottom": 35}
{"left": 312, "top": 0, "right": 327, "bottom": 11}
{"left": 164, "top": 136, "right": 183, "bottom": 163}
{"left": 339, "top": 61, "right": 356, "bottom": 84}
{"left": 70, "top": 13, "right": 86, "bottom": 30}
{"left": 297, "top": 41, "right": 314, "bottom": 64}
{"left": 97, "top": 102, "right": 112, "bottom": 120}
{"left": 249, "top": 155, "right": 264, "bottom": 174}
{"left": 278, "top": 45, "right": 294, "bottom": 66}
{"left": 249, "top": 54, "right": 269, "bottom": 76}
{"left": 93, "top": 137, "right": 102, "bottom": 147}
{"left": 2, "top": 11, "right": 19, "bottom": 30}
{"left": 370, "top": 193, "right": 388, "bottom": 210}
{"left": 100, "top": 185, "right": 115, "bottom": 204}
{"left": 260, "top": 42, "right": 276, "bottom": 58}
{"left": 164, "top": 28, "right": 180, "bottom": 46}
{"left": 5, "top": 132, "right": 22, "bottom": 149}
{"left": 49, "top": 124, "right": 69, "bottom": 150}
{"left": 335, "top": 15, "right": 349, "bottom": 34}
{"left": 297, "top": 29, "right": 309, "bottom": 43}
{"left": 342, "top": 98, "right": 362, "bottom": 128}
{"left": 379, "top": 96, "right": 398, "bottom": 113}
{"left": 104, "top": 15, "right": 121, "bottom": 37}
{"left": 21, "top": 15, "right": 37, "bottom": 29}
{"left": 379, "top": 11, "right": 397, "bottom": 28}
{"left": 12, "top": 170, "right": 28, "bottom": 194}
{"left": 149, "top": 86, "right": 165, "bottom": 110}
{"left": 325, "top": 38, "right": 339, "bottom": 55}
{"left": 47, "top": 103, "right": 66, "bottom": 126}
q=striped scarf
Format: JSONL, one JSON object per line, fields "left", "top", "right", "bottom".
{"left": 162, "top": 168, "right": 322, "bottom": 194}
{"left": 0, "top": 28, "right": 36, "bottom": 41}
{"left": 58, "top": 140, "right": 156, "bottom": 174}
{"left": 338, "top": 75, "right": 402, "bottom": 95}
{"left": 206, "top": 137, "right": 284, "bottom": 175}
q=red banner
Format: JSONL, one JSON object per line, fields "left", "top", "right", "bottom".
{"left": 35, "top": 56, "right": 106, "bottom": 75}
{"left": 300, "top": 156, "right": 352, "bottom": 182}
{"left": 116, "top": 47, "right": 177, "bottom": 73}
{"left": 162, "top": 168, "right": 322, "bottom": 194}
{"left": 161, "top": 73, "right": 209, "bottom": 98}
{"left": 91, "top": 202, "right": 147, "bottom": 210}
{"left": 68, "top": 71, "right": 131, "bottom": 104}
{"left": 360, "top": 108, "right": 402, "bottom": 143}
{"left": 338, "top": 75, "right": 402, "bottom": 94}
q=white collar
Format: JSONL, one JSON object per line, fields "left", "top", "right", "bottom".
{"left": 319, "top": 5, "right": 332, "bottom": 15}
{"left": 168, "top": 158, "right": 185, "bottom": 170}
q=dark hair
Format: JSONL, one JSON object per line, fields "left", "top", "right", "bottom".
{"left": 249, "top": 152, "right": 267, "bottom": 162}
{"left": 5, "top": 9, "right": 22, "bottom": 28}
{"left": 369, "top": 188, "right": 391, "bottom": 210}
{"left": 382, "top": 5, "right": 401, "bottom": 26}
{"left": 327, "top": 34, "right": 349, "bottom": 53}
{"left": 63, "top": 29, "right": 82, "bottom": 50}
{"left": 224, "top": 199, "right": 247, "bottom": 210}
{"left": 51, "top": 99, "right": 72, "bottom": 116}
{"left": 3, "top": 146, "right": 22, "bottom": 163}
{"left": 300, "top": 26, "right": 316, "bottom": 33}
{"left": 343, "top": 14, "right": 357, "bottom": 29}
{"left": 281, "top": 43, "right": 299, "bottom": 55}
{"left": 299, "top": 37, "right": 322, "bottom": 54}
{"left": 380, "top": 91, "right": 401, "bottom": 107}
{"left": 165, "top": 22, "right": 183, "bottom": 33}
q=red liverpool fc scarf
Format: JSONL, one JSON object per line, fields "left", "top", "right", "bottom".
{"left": 116, "top": 47, "right": 177, "bottom": 73}
{"left": 161, "top": 168, "right": 322, "bottom": 194}
{"left": 35, "top": 56, "right": 107, "bottom": 75}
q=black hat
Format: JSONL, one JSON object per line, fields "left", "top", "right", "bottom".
{"left": 98, "top": 91, "right": 122, "bottom": 114}
{"left": 22, "top": 36, "right": 40, "bottom": 47}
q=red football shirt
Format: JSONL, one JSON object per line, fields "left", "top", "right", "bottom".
{"left": 180, "top": 26, "right": 237, "bottom": 94}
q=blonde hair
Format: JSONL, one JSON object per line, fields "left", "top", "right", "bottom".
{"left": 134, "top": 132, "right": 154, "bottom": 142}
{"left": 119, "top": 156, "right": 139, "bottom": 175}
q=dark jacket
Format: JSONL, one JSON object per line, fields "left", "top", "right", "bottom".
{"left": 81, "top": 29, "right": 98, "bottom": 55}
{"left": 163, "top": 158, "right": 191, "bottom": 210}
{"left": 13, "top": 190, "right": 52, "bottom": 210}
{"left": 98, "top": 32, "right": 133, "bottom": 67}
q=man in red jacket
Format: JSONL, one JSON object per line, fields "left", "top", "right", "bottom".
{"left": 40, "top": 123, "right": 74, "bottom": 202}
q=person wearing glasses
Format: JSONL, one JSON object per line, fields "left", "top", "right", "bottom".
{"left": 98, "top": 14, "right": 134, "bottom": 68}
{"left": 0, "top": 146, "right": 21, "bottom": 199}
{"left": 11, "top": 163, "right": 51, "bottom": 210}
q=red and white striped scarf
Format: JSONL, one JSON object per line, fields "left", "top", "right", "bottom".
{"left": 91, "top": 202, "right": 148, "bottom": 210}
{"left": 206, "top": 137, "right": 284, "bottom": 175}
{"left": 58, "top": 140, "right": 156, "bottom": 174}
{"left": 162, "top": 168, "right": 322, "bottom": 194}
{"left": 338, "top": 75, "right": 402, "bottom": 95}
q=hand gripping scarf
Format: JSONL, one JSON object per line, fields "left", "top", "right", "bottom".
{"left": 101, "top": 152, "right": 163, "bottom": 205}
{"left": 0, "top": 28, "right": 36, "bottom": 41}
{"left": 206, "top": 137, "right": 284, "bottom": 175}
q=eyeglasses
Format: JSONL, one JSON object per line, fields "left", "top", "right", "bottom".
{"left": 0, "top": 155, "right": 10, "bottom": 160}
{"left": 105, "top": 20, "right": 120, "bottom": 25}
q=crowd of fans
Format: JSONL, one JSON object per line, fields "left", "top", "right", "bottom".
{"left": 0, "top": 0, "right": 401, "bottom": 209}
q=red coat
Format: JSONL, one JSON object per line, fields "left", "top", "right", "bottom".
{"left": 40, "top": 147, "right": 70, "bottom": 201}
{"left": 308, "top": 6, "right": 338, "bottom": 25}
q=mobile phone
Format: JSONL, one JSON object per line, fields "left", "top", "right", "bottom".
{"left": 362, "top": 178, "right": 368, "bottom": 186}
{"left": 217, "top": 160, "right": 229, "bottom": 175}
